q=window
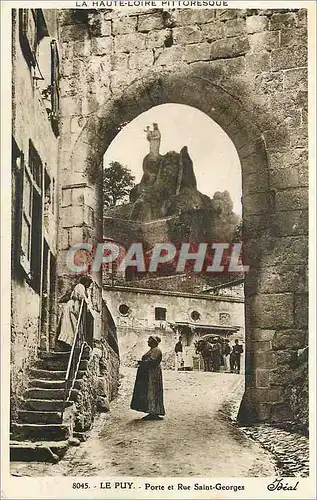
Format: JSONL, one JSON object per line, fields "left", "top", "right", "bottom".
{"left": 155, "top": 307, "right": 166, "bottom": 321}
{"left": 191, "top": 310, "right": 201, "bottom": 322}
{"left": 118, "top": 304, "right": 130, "bottom": 316}
{"left": 18, "top": 141, "right": 43, "bottom": 292}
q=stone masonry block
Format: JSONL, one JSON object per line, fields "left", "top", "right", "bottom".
{"left": 216, "top": 9, "right": 241, "bottom": 21}
{"left": 243, "top": 192, "right": 270, "bottom": 216}
{"left": 200, "top": 22, "right": 224, "bottom": 43}
{"left": 269, "top": 149, "right": 308, "bottom": 173}
{"left": 248, "top": 387, "right": 283, "bottom": 404}
{"left": 208, "top": 56, "right": 246, "bottom": 76}
{"left": 138, "top": 13, "right": 164, "bottom": 32}
{"left": 271, "top": 46, "right": 307, "bottom": 71}
{"left": 252, "top": 341, "right": 272, "bottom": 353}
{"left": 284, "top": 68, "right": 308, "bottom": 91}
{"left": 111, "top": 52, "right": 129, "bottom": 71}
{"left": 112, "top": 15, "right": 137, "bottom": 35}
{"left": 242, "top": 170, "right": 269, "bottom": 195}
{"left": 154, "top": 45, "right": 184, "bottom": 67}
{"left": 184, "top": 43, "right": 210, "bottom": 63}
{"left": 129, "top": 50, "right": 154, "bottom": 70}
{"left": 174, "top": 9, "right": 215, "bottom": 26}
{"left": 248, "top": 31, "right": 279, "bottom": 52}
{"left": 280, "top": 28, "right": 307, "bottom": 48}
{"left": 173, "top": 26, "right": 204, "bottom": 45}
{"left": 255, "top": 71, "right": 283, "bottom": 94}
{"left": 246, "top": 51, "right": 270, "bottom": 73}
{"left": 258, "top": 265, "right": 307, "bottom": 294}
{"left": 275, "top": 188, "right": 308, "bottom": 212}
{"left": 294, "top": 294, "right": 308, "bottom": 329}
{"left": 224, "top": 18, "right": 246, "bottom": 38}
{"left": 270, "top": 168, "right": 301, "bottom": 190}
{"left": 269, "top": 367, "right": 294, "bottom": 386}
{"left": 252, "top": 330, "right": 276, "bottom": 342}
{"left": 210, "top": 37, "right": 250, "bottom": 60}
{"left": 61, "top": 229, "right": 70, "bottom": 250}
{"left": 260, "top": 236, "right": 308, "bottom": 268}
{"left": 61, "top": 206, "right": 91, "bottom": 228}
{"left": 114, "top": 33, "right": 146, "bottom": 53}
{"left": 269, "top": 12, "right": 297, "bottom": 30}
{"left": 272, "top": 329, "right": 308, "bottom": 350}
{"left": 92, "top": 37, "right": 112, "bottom": 56}
{"left": 62, "top": 188, "right": 72, "bottom": 207}
{"left": 256, "top": 369, "right": 270, "bottom": 388}
{"left": 251, "top": 293, "right": 294, "bottom": 329}
{"left": 271, "top": 210, "right": 308, "bottom": 237}
{"left": 246, "top": 15, "right": 268, "bottom": 34}
{"left": 146, "top": 30, "right": 167, "bottom": 49}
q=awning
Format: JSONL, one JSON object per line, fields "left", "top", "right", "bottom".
{"left": 170, "top": 322, "right": 240, "bottom": 335}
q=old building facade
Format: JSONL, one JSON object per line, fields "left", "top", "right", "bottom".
{"left": 10, "top": 6, "right": 309, "bottom": 456}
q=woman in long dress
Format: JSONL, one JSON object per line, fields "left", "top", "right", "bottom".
{"left": 130, "top": 335, "right": 165, "bottom": 420}
{"left": 56, "top": 283, "right": 87, "bottom": 349}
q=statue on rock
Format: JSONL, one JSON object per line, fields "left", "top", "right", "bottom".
{"left": 144, "top": 123, "right": 161, "bottom": 159}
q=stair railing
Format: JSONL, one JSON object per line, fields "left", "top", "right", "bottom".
{"left": 61, "top": 299, "right": 89, "bottom": 421}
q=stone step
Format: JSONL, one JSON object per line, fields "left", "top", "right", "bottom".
{"left": 10, "top": 440, "right": 69, "bottom": 463}
{"left": 29, "top": 379, "right": 83, "bottom": 390}
{"left": 29, "top": 369, "right": 85, "bottom": 380}
{"left": 23, "top": 397, "right": 76, "bottom": 412}
{"left": 36, "top": 358, "right": 88, "bottom": 371}
{"left": 25, "top": 387, "right": 80, "bottom": 400}
{"left": 23, "top": 399, "right": 73, "bottom": 412}
{"left": 18, "top": 410, "right": 62, "bottom": 424}
{"left": 11, "top": 423, "right": 70, "bottom": 442}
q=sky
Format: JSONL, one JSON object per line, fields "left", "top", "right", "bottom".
{"left": 103, "top": 104, "right": 242, "bottom": 215}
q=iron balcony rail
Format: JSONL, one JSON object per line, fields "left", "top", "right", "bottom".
{"left": 61, "top": 299, "right": 88, "bottom": 421}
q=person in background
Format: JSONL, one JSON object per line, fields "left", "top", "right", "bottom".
{"left": 130, "top": 335, "right": 165, "bottom": 420}
{"left": 56, "top": 276, "right": 93, "bottom": 350}
{"left": 231, "top": 339, "right": 244, "bottom": 374}
{"left": 174, "top": 336, "right": 183, "bottom": 371}
{"left": 223, "top": 339, "right": 231, "bottom": 373}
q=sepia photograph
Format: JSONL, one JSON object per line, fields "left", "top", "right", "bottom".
{"left": 1, "top": 1, "right": 316, "bottom": 498}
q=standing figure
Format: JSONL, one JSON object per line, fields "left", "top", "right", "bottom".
{"left": 231, "top": 339, "right": 244, "bottom": 374}
{"left": 195, "top": 340, "right": 213, "bottom": 372}
{"left": 223, "top": 339, "right": 231, "bottom": 372}
{"left": 174, "top": 336, "right": 183, "bottom": 371}
{"left": 145, "top": 123, "right": 161, "bottom": 159}
{"left": 56, "top": 276, "right": 93, "bottom": 349}
{"left": 130, "top": 336, "right": 165, "bottom": 420}
{"left": 212, "top": 340, "right": 222, "bottom": 372}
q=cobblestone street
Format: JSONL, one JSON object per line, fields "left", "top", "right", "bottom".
{"left": 11, "top": 368, "right": 277, "bottom": 477}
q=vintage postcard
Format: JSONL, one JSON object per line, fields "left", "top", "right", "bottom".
{"left": 1, "top": 0, "right": 316, "bottom": 499}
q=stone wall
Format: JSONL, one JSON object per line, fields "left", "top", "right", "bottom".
{"left": 57, "top": 8, "right": 308, "bottom": 424}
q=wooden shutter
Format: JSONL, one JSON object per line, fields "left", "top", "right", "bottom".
{"left": 50, "top": 40, "right": 60, "bottom": 136}
{"left": 18, "top": 158, "right": 32, "bottom": 277}
{"left": 19, "top": 9, "right": 37, "bottom": 67}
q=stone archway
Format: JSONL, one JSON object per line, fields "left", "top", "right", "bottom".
{"left": 58, "top": 13, "right": 308, "bottom": 424}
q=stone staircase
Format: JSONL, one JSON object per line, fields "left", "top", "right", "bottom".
{"left": 10, "top": 349, "right": 89, "bottom": 463}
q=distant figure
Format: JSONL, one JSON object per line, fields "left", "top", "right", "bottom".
{"left": 130, "top": 335, "right": 165, "bottom": 420}
{"left": 174, "top": 336, "right": 184, "bottom": 371}
{"left": 231, "top": 339, "right": 243, "bottom": 374}
{"left": 144, "top": 123, "right": 161, "bottom": 158}
{"left": 223, "top": 339, "right": 231, "bottom": 372}
{"left": 212, "top": 340, "right": 222, "bottom": 372}
{"left": 56, "top": 276, "right": 93, "bottom": 349}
